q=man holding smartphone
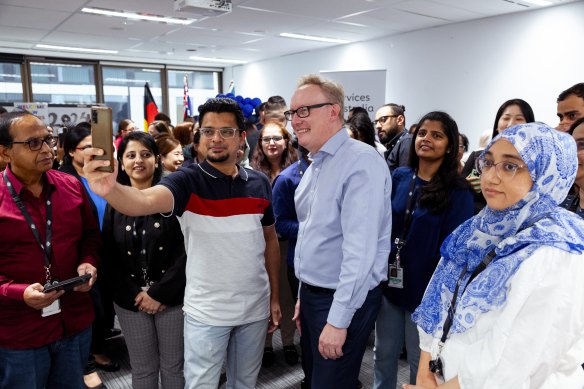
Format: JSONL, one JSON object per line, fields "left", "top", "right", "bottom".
{"left": 83, "top": 98, "right": 281, "bottom": 389}
{"left": 0, "top": 111, "right": 100, "bottom": 388}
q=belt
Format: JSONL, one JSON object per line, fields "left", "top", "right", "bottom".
{"left": 301, "top": 283, "right": 335, "bottom": 295}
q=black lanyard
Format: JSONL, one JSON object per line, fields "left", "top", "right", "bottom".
{"left": 3, "top": 169, "right": 53, "bottom": 283}
{"left": 394, "top": 172, "right": 418, "bottom": 264}
{"left": 437, "top": 213, "right": 552, "bottom": 347}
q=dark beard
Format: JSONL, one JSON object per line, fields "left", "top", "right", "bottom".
{"left": 379, "top": 124, "right": 400, "bottom": 144}
{"left": 207, "top": 153, "right": 229, "bottom": 163}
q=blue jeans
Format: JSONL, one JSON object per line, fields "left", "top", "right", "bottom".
{"left": 183, "top": 314, "right": 268, "bottom": 389}
{"left": 0, "top": 326, "right": 91, "bottom": 389}
{"left": 300, "top": 284, "right": 381, "bottom": 389}
{"left": 373, "top": 296, "right": 420, "bottom": 389}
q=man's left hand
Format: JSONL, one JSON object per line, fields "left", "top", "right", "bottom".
{"left": 73, "top": 263, "right": 97, "bottom": 292}
{"left": 318, "top": 323, "right": 346, "bottom": 360}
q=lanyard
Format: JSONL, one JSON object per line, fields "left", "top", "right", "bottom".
{"left": 394, "top": 172, "right": 418, "bottom": 266}
{"left": 435, "top": 213, "right": 552, "bottom": 353}
{"left": 3, "top": 169, "right": 53, "bottom": 282}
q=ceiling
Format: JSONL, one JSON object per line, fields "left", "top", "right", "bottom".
{"left": 0, "top": 0, "right": 576, "bottom": 68}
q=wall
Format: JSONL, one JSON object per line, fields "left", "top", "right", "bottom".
{"left": 226, "top": 1, "right": 584, "bottom": 149}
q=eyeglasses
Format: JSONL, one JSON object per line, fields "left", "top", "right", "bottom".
{"left": 76, "top": 145, "right": 92, "bottom": 151}
{"left": 284, "top": 103, "right": 333, "bottom": 121}
{"left": 476, "top": 158, "right": 527, "bottom": 181}
{"left": 10, "top": 135, "right": 57, "bottom": 151}
{"left": 199, "top": 127, "right": 239, "bottom": 139}
{"left": 373, "top": 115, "right": 398, "bottom": 125}
{"left": 261, "top": 135, "right": 284, "bottom": 144}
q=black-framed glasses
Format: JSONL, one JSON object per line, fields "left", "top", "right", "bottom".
{"left": 199, "top": 127, "right": 239, "bottom": 139}
{"left": 373, "top": 115, "right": 398, "bottom": 125}
{"left": 284, "top": 103, "right": 333, "bottom": 121}
{"left": 261, "top": 135, "right": 284, "bottom": 144}
{"left": 11, "top": 135, "right": 57, "bottom": 151}
{"left": 476, "top": 157, "right": 527, "bottom": 181}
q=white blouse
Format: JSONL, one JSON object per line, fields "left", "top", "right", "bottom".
{"left": 419, "top": 246, "right": 584, "bottom": 388}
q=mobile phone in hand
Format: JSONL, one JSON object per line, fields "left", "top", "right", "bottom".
{"left": 91, "top": 106, "right": 114, "bottom": 173}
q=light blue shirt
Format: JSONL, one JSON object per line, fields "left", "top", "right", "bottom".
{"left": 295, "top": 128, "right": 392, "bottom": 328}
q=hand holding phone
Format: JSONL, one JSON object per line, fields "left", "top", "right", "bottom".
{"left": 43, "top": 274, "right": 92, "bottom": 293}
{"left": 466, "top": 168, "right": 482, "bottom": 193}
{"left": 91, "top": 106, "right": 114, "bottom": 173}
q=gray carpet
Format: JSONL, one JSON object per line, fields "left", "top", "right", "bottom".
{"left": 100, "top": 330, "right": 410, "bottom": 389}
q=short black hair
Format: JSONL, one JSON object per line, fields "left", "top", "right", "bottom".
{"left": 557, "top": 83, "right": 584, "bottom": 103}
{"left": 154, "top": 112, "right": 172, "bottom": 124}
{"left": 568, "top": 117, "right": 584, "bottom": 136}
{"left": 0, "top": 111, "right": 34, "bottom": 146}
{"left": 198, "top": 98, "right": 245, "bottom": 131}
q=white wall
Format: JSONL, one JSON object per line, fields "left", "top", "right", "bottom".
{"left": 225, "top": 1, "right": 583, "bottom": 149}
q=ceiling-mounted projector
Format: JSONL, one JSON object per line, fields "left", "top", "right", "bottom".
{"left": 174, "top": 0, "right": 232, "bottom": 16}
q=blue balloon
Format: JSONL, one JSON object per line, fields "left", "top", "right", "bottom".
{"left": 235, "top": 95, "right": 244, "bottom": 103}
{"left": 216, "top": 93, "right": 225, "bottom": 98}
{"left": 243, "top": 97, "right": 252, "bottom": 105}
{"left": 226, "top": 93, "right": 235, "bottom": 99}
{"left": 252, "top": 97, "right": 262, "bottom": 108}
{"left": 242, "top": 103, "right": 254, "bottom": 118}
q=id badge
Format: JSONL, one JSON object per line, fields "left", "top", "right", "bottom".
{"left": 388, "top": 264, "right": 404, "bottom": 288}
{"left": 41, "top": 299, "right": 61, "bottom": 317}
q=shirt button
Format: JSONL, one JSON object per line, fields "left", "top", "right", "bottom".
{"left": 158, "top": 246, "right": 163, "bottom": 251}
{"left": 126, "top": 225, "right": 131, "bottom": 231}
{"left": 127, "top": 251, "right": 132, "bottom": 255}
{"left": 130, "top": 274, "right": 135, "bottom": 278}
{"left": 154, "top": 222, "right": 160, "bottom": 228}
{"left": 161, "top": 270, "right": 165, "bottom": 273}
{"left": 141, "top": 249, "right": 146, "bottom": 254}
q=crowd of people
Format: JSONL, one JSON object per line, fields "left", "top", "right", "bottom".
{"left": 0, "top": 79, "right": 583, "bottom": 389}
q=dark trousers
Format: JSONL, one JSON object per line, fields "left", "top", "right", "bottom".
{"left": 300, "top": 283, "right": 381, "bottom": 389}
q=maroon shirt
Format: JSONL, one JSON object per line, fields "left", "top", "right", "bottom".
{"left": 0, "top": 167, "right": 101, "bottom": 349}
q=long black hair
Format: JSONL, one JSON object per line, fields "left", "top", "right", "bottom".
{"left": 491, "top": 99, "right": 535, "bottom": 139}
{"left": 346, "top": 111, "right": 376, "bottom": 148}
{"left": 116, "top": 131, "right": 162, "bottom": 187}
{"left": 408, "top": 111, "right": 469, "bottom": 214}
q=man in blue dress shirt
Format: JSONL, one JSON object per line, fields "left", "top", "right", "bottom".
{"left": 288, "top": 74, "right": 392, "bottom": 389}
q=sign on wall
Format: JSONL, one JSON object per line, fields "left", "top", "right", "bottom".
{"left": 320, "top": 69, "right": 386, "bottom": 119}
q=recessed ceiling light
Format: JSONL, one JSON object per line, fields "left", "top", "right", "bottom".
{"left": 279, "top": 33, "right": 350, "bottom": 44}
{"left": 521, "top": 0, "right": 552, "bottom": 5}
{"left": 81, "top": 7, "right": 195, "bottom": 25}
{"left": 35, "top": 44, "right": 118, "bottom": 54}
{"left": 189, "top": 56, "right": 247, "bottom": 64}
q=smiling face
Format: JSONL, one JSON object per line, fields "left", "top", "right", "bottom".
{"left": 261, "top": 123, "right": 287, "bottom": 163}
{"left": 571, "top": 122, "right": 584, "bottom": 187}
{"left": 290, "top": 84, "right": 340, "bottom": 154}
{"left": 121, "top": 140, "right": 156, "bottom": 189}
{"left": 161, "top": 144, "right": 184, "bottom": 172}
{"left": 481, "top": 140, "right": 533, "bottom": 210}
{"left": 1, "top": 115, "right": 54, "bottom": 182}
{"left": 496, "top": 104, "right": 527, "bottom": 134}
{"left": 414, "top": 119, "right": 450, "bottom": 163}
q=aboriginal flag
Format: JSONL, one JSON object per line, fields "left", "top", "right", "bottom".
{"left": 144, "top": 82, "right": 158, "bottom": 130}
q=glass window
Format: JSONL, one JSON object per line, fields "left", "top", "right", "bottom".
{"left": 0, "top": 62, "right": 23, "bottom": 103}
{"left": 30, "top": 62, "right": 96, "bottom": 104}
{"left": 167, "top": 70, "right": 220, "bottom": 124}
{"left": 102, "top": 66, "right": 162, "bottom": 135}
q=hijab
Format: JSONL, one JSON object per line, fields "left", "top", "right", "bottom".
{"left": 413, "top": 122, "right": 584, "bottom": 336}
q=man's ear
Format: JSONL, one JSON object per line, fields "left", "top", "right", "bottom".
{"left": 0, "top": 145, "right": 12, "bottom": 164}
{"left": 240, "top": 130, "right": 247, "bottom": 147}
{"left": 397, "top": 115, "right": 405, "bottom": 126}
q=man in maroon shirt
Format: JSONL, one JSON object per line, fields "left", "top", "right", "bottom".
{"left": 0, "top": 111, "right": 100, "bottom": 389}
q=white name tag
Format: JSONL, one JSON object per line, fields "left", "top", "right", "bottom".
{"left": 41, "top": 299, "right": 61, "bottom": 317}
{"left": 388, "top": 264, "right": 404, "bottom": 288}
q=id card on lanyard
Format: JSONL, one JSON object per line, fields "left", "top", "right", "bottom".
{"left": 3, "top": 170, "right": 60, "bottom": 316}
{"left": 388, "top": 171, "right": 418, "bottom": 289}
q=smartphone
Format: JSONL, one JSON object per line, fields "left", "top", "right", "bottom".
{"left": 91, "top": 106, "right": 114, "bottom": 172}
{"left": 43, "top": 274, "right": 92, "bottom": 293}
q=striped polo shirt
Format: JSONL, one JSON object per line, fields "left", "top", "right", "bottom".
{"left": 159, "top": 160, "right": 274, "bottom": 326}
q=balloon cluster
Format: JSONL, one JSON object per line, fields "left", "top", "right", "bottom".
{"left": 216, "top": 93, "right": 262, "bottom": 119}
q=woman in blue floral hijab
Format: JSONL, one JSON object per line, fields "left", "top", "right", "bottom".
{"left": 407, "top": 122, "right": 584, "bottom": 389}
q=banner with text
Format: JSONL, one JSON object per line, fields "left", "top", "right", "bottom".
{"left": 320, "top": 69, "right": 386, "bottom": 119}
